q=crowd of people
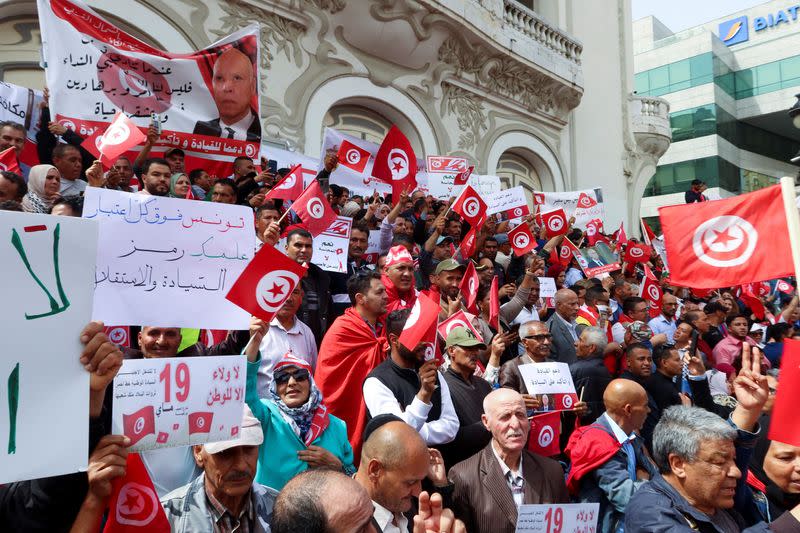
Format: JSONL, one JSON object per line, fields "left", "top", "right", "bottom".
{"left": 1, "top": 94, "right": 800, "bottom": 533}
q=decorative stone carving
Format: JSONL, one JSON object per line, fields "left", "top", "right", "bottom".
{"left": 440, "top": 82, "right": 487, "bottom": 150}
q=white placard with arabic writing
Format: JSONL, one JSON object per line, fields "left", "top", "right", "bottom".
{"left": 516, "top": 503, "right": 599, "bottom": 533}
{"left": 518, "top": 362, "right": 579, "bottom": 411}
{"left": 0, "top": 212, "right": 97, "bottom": 484}
{"left": 537, "top": 277, "right": 557, "bottom": 299}
{"left": 426, "top": 155, "right": 468, "bottom": 200}
{"left": 84, "top": 187, "right": 254, "bottom": 329}
{"left": 112, "top": 355, "right": 246, "bottom": 452}
{"left": 312, "top": 216, "right": 352, "bottom": 274}
{"left": 486, "top": 186, "right": 529, "bottom": 216}
{"left": 536, "top": 189, "right": 604, "bottom": 229}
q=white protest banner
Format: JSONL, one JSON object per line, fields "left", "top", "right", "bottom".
{"left": 537, "top": 277, "right": 557, "bottom": 299}
{"left": 364, "top": 229, "right": 381, "bottom": 264}
{"left": 261, "top": 145, "right": 320, "bottom": 187}
{"left": 312, "top": 216, "right": 352, "bottom": 273}
{"left": 426, "top": 155, "right": 468, "bottom": 200}
{"left": 0, "top": 81, "right": 43, "bottom": 143}
{"left": 535, "top": 188, "right": 604, "bottom": 229}
{"left": 486, "top": 186, "right": 530, "bottom": 218}
{"left": 84, "top": 187, "right": 254, "bottom": 329}
{"left": 518, "top": 362, "right": 579, "bottom": 411}
{"left": 0, "top": 212, "right": 97, "bottom": 484}
{"left": 469, "top": 174, "right": 502, "bottom": 198}
{"left": 112, "top": 355, "right": 246, "bottom": 452}
{"left": 38, "top": 0, "right": 261, "bottom": 166}
{"left": 516, "top": 502, "right": 599, "bottom": 533}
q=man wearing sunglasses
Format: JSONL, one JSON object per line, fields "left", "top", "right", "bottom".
{"left": 499, "top": 321, "right": 553, "bottom": 413}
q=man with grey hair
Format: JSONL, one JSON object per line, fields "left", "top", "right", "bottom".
{"left": 626, "top": 344, "right": 800, "bottom": 531}
{"left": 547, "top": 288, "right": 580, "bottom": 364}
{"left": 449, "top": 388, "right": 569, "bottom": 532}
{"left": 570, "top": 326, "right": 612, "bottom": 424}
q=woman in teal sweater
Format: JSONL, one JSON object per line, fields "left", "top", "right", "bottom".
{"left": 245, "top": 326, "right": 355, "bottom": 491}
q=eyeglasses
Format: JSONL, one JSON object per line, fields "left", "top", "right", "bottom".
{"left": 524, "top": 334, "right": 552, "bottom": 341}
{"left": 274, "top": 368, "right": 310, "bottom": 385}
{"left": 769, "top": 387, "right": 777, "bottom": 396}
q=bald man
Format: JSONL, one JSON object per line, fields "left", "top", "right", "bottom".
{"left": 546, "top": 288, "right": 579, "bottom": 364}
{"left": 355, "top": 419, "right": 453, "bottom": 532}
{"left": 194, "top": 47, "right": 261, "bottom": 142}
{"left": 449, "top": 389, "right": 568, "bottom": 533}
{"left": 565, "top": 379, "right": 657, "bottom": 533}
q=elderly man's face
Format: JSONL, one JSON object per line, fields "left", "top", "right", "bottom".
{"left": 484, "top": 396, "right": 529, "bottom": 453}
{"left": 195, "top": 444, "right": 258, "bottom": 503}
{"left": 673, "top": 439, "right": 740, "bottom": 514}
{"left": 276, "top": 286, "right": 303, "bottom": 320}
{"left": 349, "top": 229, "right": 368, "bottom": 261}
{"left": 138, "top": 327, "right": 181, "bottom": 358}
{"left": 370, "top": 448, "right": 429, "bottom": 513}
{"left": 212, "top": 49, "right": 255, "bottom": 124}
{"left": 255, "top": 208, "right": 280, "bottom": 240}
{"left": 574, "top": 331, "right": 595, "bottom": 358}
{"left": 112, "top": 158, "right": 134, "bottom": 180}
{"left": 385, "top": 262, "right": 414, "bottom": 292}
{"left": 522, "top": 323, "right": 551, "bottom": 361}
{"left": 556, "top": 291, "right": 579, "bottom": 320}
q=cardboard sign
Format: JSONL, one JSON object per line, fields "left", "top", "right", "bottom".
{"left": 486, "top": 186, "right": 530, "bottom": 217}
{"left": 537, "top": 277, "right": 557, "bottom": 298}
{"left": 426, "top": 155, "right": 468, "bottom": 200}
{"left": 516, "top": 503, "right": 599, "bottom": 533}
{"left": 84, "top": 187, "right": 255, "bottom": 329}
{"left": 518, "top": 362, "right": 579, "bottom": 411}
{"left": 112, "top": 355, "right": 246, "bottom": 452}
{"left": 535, "top": 189, "right": 604, "bottom": 229}
{"left": 311, "top": 216, "right": 352, "bottom": 273}
{"left": 0, "top": 212, "right": 98, "bottom": 484}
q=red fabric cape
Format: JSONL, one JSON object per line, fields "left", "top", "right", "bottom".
{"left": 382, "top": 273, "right": 416, "bottom": 315}
{"left": 314, "top": 307, "right": 388, "bottom": 460}
{"left": 564, "top": 423, "right": 623, "bottom": 496}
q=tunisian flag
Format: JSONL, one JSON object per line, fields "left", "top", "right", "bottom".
{"left": 225, "top": 244, "right": 308, "bottom": 323}
{"left": 509, "top": 223, "right": 537, "bottom": 256}
{"left": 624, "top": 242, "right": 651, "bottom": 263}
{"left": 639, "top": 264, "right": 662, "bottom": 318}
{"left": 292, "top": 181, "right": 338, "bottom": 236}
{"left": 527, "top": 412, "right": 561, "bottom": 457}
{"left": 82, "top": 112, "right": 146, "bottom": 167}
{"left": 659, "top": 185, "right": 793, "bottom": 288}
{"left": 453, "top": 165, "right": 473, "bottom": 186}
{"left": 316, "top": 307, "right": 388, "bottom": 459}
{"left": 459, "top": 260, "right": 480, "bottom": 314}
{"left": 337, "top": 139, "right": 371, "bottom": 173}
{"left": 769, "top": 338, "right": 800, "bottom": 447}
{"left": 103, "top": 453, "right": 170, "bottom": 533}
{"left": 266, "top": 164, "right": 304, "bottom": 200}
{"left": 489, "top": 275, "right": 500, "bottom": 330}
{"left": 398, "top": 292, "right": 440, "bottom": 352}
{"left": 0, "top": 147, "right": 21, "bottom": 174}
{"left": 372, "top": 125, "right": 417, "bottom": 197}
{"left": 452, "top": 184, "right": 487, "bottom": 227}
{"left": 541, "top": 208, "right": 569, "bottom": 237}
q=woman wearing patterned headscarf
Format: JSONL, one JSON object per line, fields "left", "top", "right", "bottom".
{"left": 244, "top": 343, "right": 354, "bottom": 491}
{"left": 22, "top": 164, "right": 61, "bottom": 213}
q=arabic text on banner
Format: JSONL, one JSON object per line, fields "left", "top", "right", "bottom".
{"left": 518, "top": 362, "right": 579, "bottom": 411}
{"left": 311, "top": 216, "right": 352, "bottom": 274}
{"left": 84, "top": 187, "right": 254, "bottom": 329}
{"left": 536, "top": 188, "right": 604, "bottom": 229}
{"left": 515, "top": 502, "right": 600, "bottom": 533}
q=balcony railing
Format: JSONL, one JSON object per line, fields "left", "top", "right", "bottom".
{"left": 502, "top": 0, "right": 583, "bottom": 64}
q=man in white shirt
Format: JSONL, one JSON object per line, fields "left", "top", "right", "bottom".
{"left": 363, "top": 308, "right": 459, "bottom": 446}
{"left": 54, "top": 144, "right": 87, "bottom": 196}
{"left": 256, "top": 284, "right": 317, "bottom": 397}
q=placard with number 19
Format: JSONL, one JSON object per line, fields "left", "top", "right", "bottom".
{"left": 111, "top": 355, "right": 246, "bottom": 452}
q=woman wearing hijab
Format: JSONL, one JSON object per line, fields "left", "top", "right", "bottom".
{"left": 168, "top": 173, "right": 191, "bottom": 198}
{"left": 746, "top": 416, "right": 800, "bottom": 524}
{"left": 22, "top": 164, "right": 61, "bottom": 213}
{"left": 244, "top": 336, "right": 354, "bottom": 491}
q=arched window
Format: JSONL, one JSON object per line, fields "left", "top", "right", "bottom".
{"left": 496, "top": 151, "right": 542, "bottom": 191}
{"left": 323, "top": 105, "right": 392, "bottom": 145}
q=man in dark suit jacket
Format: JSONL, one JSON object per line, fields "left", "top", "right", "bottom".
{"left": 449, "top": 388, "right": 569, "bottom": 533}
{"left": 193, "top": 116, "right": 261, "bottom": 142}
{"left": 546, "top": 288, "right": 579, "bottom": 364}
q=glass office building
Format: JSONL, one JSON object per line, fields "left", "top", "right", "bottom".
{"left": 633, "top": 1, "right": 800, "bottom": 227}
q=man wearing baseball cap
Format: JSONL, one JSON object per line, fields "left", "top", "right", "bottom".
{"left": 439, "top": 326, "right": 496, "bottom": 468}
{"left": 161, "top": 405, "right": 278, "bottom": 532}
{"left": 426, "top": 258, "right": 465, "bottom": 318}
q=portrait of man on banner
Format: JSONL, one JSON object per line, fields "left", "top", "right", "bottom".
{"left": 193, "top": 40, "right": 261, "bottom": 142}
{"left": 575, "top": 242, "right": 620, "bottom": 277}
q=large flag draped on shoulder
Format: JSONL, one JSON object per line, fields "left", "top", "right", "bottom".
{"left": 103, "top": 453, "right": 170, "bottom": 532}
{"left": 38, "top": 0, "right": 261, "bottom": 176}
{"left": 659, "top": 185, "right": 793, "bottom": 288}
{"left": 371, "top": 125, "right": 417, "bottom": 198}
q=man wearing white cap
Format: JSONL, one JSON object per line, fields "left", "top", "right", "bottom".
{"left": 161, "top": 405, "right": 278, "bottom": 532}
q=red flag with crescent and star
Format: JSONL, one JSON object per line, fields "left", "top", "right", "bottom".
{"left": 659, "top": 185, "right": 793, "bottom": 289}
{"left": 541, "top": 208, "right": 569, "bottom": 237}
{"left": 459, "top": 260, "right": 480, "bottom": 314}
{"left": 639, "top": 264, "right": 662, "bottom": 318}
{"left": 372, "top": 125, "right": 417, "bottom": 198}
{"left": 451, "top": 184, "right": 487, "bottom": 227}
{"left": 337, "top": 139, "right": 371, "bottom": 173}
{"left": 0, "top": 147, "right": 21, "bottom": 174}
{"left": 559, "top": 238, "right": 580, "bottom": 267}
{"left": 266, "top": 164, "right": 304, "bottom": 201}
{"left": 508, "top": 222, "right": 537, "bottom": 257}
{"left": 624, "top": 242, "right": 651, "bottom": 263}
{"left": 489, "top": 275, "right": 500, "bottom": 330}
{"left": 777, "top": 279, "right": 794, "bottom": 295}
{"left": 81, "top": 112, "right": 147, "bottom": 168}
{"left": 614, "top": 221, "right": 628, "bottom": 252}
{"left": 121, "top": 405, "right": 155, "bottom": 446}
{"left": 225, "top": 244, "right": 308, "bottom": 323}
{"left": 527, "top": 411, "right": 561, "bottom": 457}
{"left": 453, "top": 165, "right": 474, "bottom": 186}
{"left": 438, "top": 310, "right": 483, "bottom": 342}
{"left": 103, "top": 453, "right": 170, "bottom": 533}
{"left": 292, "top": 180, "right": 338, "bottom": 236}
{"left": 398, "top": 292, "right": 440, "bottom": 352}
